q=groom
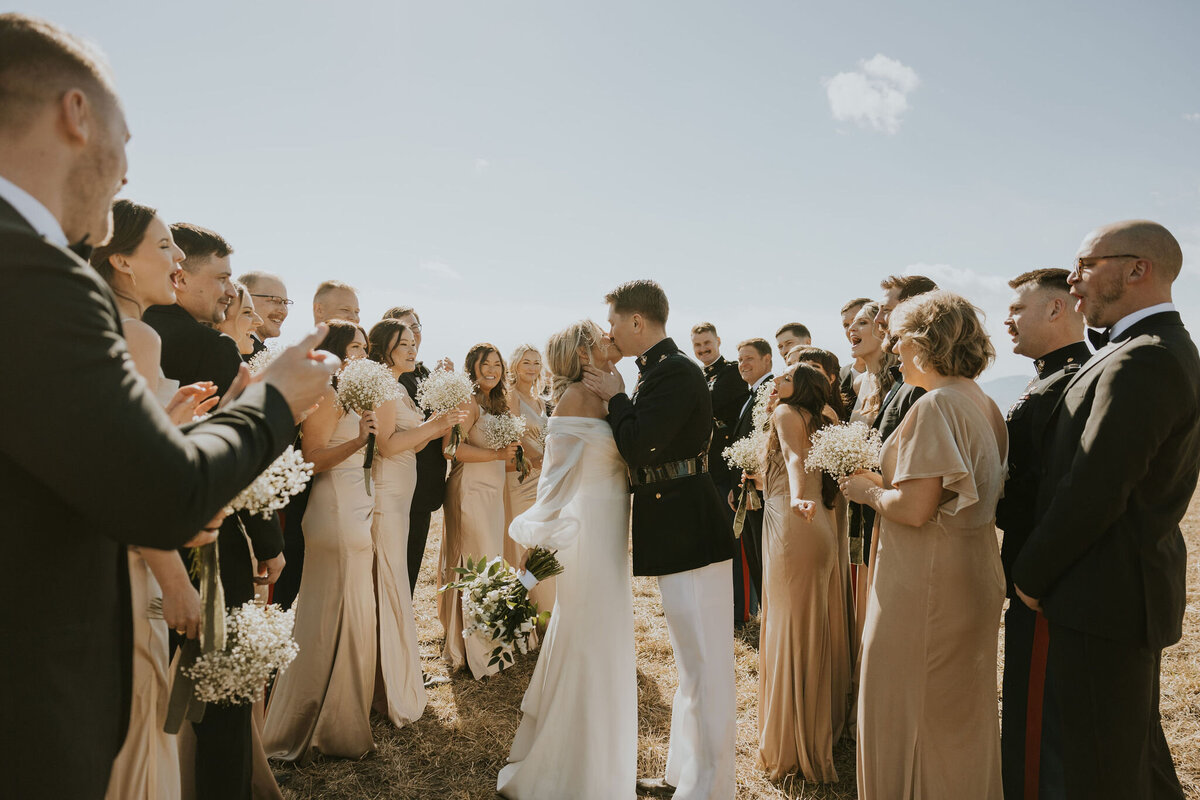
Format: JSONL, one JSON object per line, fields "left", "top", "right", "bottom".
{"left": 584, "top": 280, "right": 737, "bottom": 800}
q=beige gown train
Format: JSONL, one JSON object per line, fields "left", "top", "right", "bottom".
{"left": 263, "top": 410, "right": 376, "bottom": 761}
{"left": 439, "top": 410, "right": 507, "bottom": 679}
{"left": 371, "top": 393, "right": 428, "bottom": 725}
{"left": 857, "top": 386, "right": 1006, "bottom": 800}
{"left": 758, "top": 448, "right": 852, "bottom": 783}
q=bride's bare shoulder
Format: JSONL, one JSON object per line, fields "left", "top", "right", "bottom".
{"left": 552, "top": 383, "right": 606, "bottom": 419}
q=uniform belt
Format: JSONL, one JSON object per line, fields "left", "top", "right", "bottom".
{"left": 629, "top": 455, "right": 708, "bottom": 487}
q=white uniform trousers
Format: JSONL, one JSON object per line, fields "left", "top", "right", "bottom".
{"left": 658, "top": 558, "right": 737, "bottom": 800}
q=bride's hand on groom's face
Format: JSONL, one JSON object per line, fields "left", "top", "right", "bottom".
{"left": 582, "top": 364, "right": 623, "bottom": 401}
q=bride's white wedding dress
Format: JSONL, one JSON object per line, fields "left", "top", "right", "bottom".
{"left": 496, "top": 416, "right": 637, "bottom": 800}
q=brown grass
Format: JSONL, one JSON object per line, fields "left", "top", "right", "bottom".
{"left": 277, "top": 494, "right": 1200, "bottom": 799}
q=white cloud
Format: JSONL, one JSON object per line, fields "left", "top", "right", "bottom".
{"left": 1184, "top": 113, "right": 1200, "bottom": 122}
{"left": 824, "top": 54, "right": 920, "bottom": 134}
{"left": 420, "top": 260, "right": 462, "bottom": 281}
{"left": 903, "top": 262, "right": 1010, "bottom": 298}
{"left": 475, "top": 158, "right": 491, "bottom": 172}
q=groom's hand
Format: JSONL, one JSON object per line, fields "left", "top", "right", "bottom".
{"left": 582, "top": 364, "right": 624, "bottom": 401}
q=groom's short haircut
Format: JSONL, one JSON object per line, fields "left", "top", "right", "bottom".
{"left": 605, "top": 280, "right": 669, "bottom": 325}
{"left": 1008, "top": 268, "right": 1071, "bottom": 293}
{"left": 736, "top": 338, "right": 772, "bottom": 358}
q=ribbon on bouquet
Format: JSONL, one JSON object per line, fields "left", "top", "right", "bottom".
{"left": 517, "top": 569, "right": 540, "bottom": 591}
{"left": 732, "top": 483, "right": 763, "bottom": 539}
{"left": 163, "top": 535, "right": 227, "bottom": 733}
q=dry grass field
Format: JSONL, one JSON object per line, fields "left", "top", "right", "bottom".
{"left": 276, "top": 494, "right": 1200, "bottom": 799}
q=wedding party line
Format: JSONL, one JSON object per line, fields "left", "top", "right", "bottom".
{"left": 2, "top": 12, "right": 1198, "bottom": 800}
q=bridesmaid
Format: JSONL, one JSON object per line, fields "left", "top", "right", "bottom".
{"left": 365, "top": 319, "right": 461, "bottom": 726}
{"left": 841, "top": 291, "right": 1006, "bottom": 800}
{"left": 439, "top": 343, "right": 520, "bottom": 680}
{"left": 756, "top": 362, "right": 851, "bottom": 783}
{"left": 503, "top": 344, "right": 554, "bottom": 616}
{"left": 263, "top": 321, "right": 380, "bottom": 761}
{"left": 215, "top": 281, "right": 263, "bottom": 357}
{"left": 91, "top": 199, "right": 212, "bottom": 800}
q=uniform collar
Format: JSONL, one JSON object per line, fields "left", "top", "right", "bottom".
{"left": 702, "top": 355, "right": 727, "bottom": 377}
{"left": 1032, "top": 340, "right": 1091, "bottom": 379}
{"left": 636, "top": 337, "right": 677, "bottom": 371}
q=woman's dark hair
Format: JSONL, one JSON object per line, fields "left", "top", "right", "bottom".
{"left": 770, "top": 362, "right": 839, "bottom": 509}
{"left": 367, "top": 319, "right": 408, "bottom": 368}
{"left": 464, "top": 343, "right": 509, "bottom": 415}
{"left": 89, "top": 198, "right": 157, "bottom": 308}
{"left": 790, "top": 346, "right": 848, "bottom": 422}
{"left": 318, "top": 319, "right": 366, "bottom": 361}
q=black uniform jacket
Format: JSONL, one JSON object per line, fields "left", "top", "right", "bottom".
{"left": 0, "top": 197, "right": 294, "bottom": 798}
{"left": 996, "top": 341, "right": 1091, "bottom": 598}
{"left": 704, "top": 355, "right": 749, "bottom": 485}
{"left": 607, "top": 338, "right": 736, "bottom": 576}
{"left": 1014, "top": 312, "right": 1200, "bottom": 648}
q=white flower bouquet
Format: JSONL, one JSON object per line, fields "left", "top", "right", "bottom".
{"left": 184, "top": 601, "right": 300, "bottom": 705}
{"left": 806, "top": 421, "right": 883, "bottom": 478}
{"left": 246, "top": 344, "right": 281, "bottom": 376}
{"left": 225, "top": 445, "right": 313, "bottom": 519}
{"left": 722, "top": 382, "right": 773, "bottom": 537}
{"left": 441, "top": 551, "right": 563, "bottom": 670}
{"left": 336, "top": 358, "right": 402, "bottom": 494}
{"left": 477, "top": 412, "right": 531, "bottom": 482}
{"left": 415, "top": 369, "right": 476, "bottom": 459}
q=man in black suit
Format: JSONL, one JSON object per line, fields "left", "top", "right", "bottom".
{"left": 0, "top": 15, "right": 336, "bottom": 798}
{"left": 1014, "top": 221, "right": 1198, "bottom": 800}
{"left": 584, "top": 280, "right": 736, "bottom": 799}
{"left": 871, "top": 274, "right": 938, "bottom": 441}
{"left": 383, "top": 305, "right": 454, "bottom": 598}
{"left": 729, "top": 337, "right": 774, "bottom": 624}
{"left": 145, "top": 224, "right": 288, "bottom": 799}
{"left": 691, "top": 322, "right": 750, "bottom": 627}
{"left": 238, "top": 270, "right": 291, "bottom": 356}
{"left": 996, "top": 268, "right": 1091, "bottom": 799}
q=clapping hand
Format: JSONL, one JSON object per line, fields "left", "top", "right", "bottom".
{"left": 436, "top": 357, "right": 454, "bottom": 372}
{"left": 166, "top": 381, "right": 219, "bottom": 425}
{"left": 581, "top": 364, "right": 624, "bottom": 401}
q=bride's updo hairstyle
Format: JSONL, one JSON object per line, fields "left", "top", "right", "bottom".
{"left": 544, "top": 320, "right": 606, "bottom": 405}
{"left": 889, "top": 290, "right": 995, "bottom": 380}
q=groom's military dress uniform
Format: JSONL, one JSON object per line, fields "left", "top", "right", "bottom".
{"left": 607, "top": 337, "right": 736, "bottom": 799}
{"left": 996, "top": 340, "right": 1090, "bottom": 800}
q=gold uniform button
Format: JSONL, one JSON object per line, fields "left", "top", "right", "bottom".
{"left": 655, "top": 493, "right": 662, "bottom": 499}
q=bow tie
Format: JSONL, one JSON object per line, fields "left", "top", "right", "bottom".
{"left": 1087, "top": 328, "right": 1110, "bottom": 350}
{"left": 68, "top": 241, "right": 93, "bottom": 261}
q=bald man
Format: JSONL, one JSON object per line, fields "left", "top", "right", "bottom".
{"left": 1013, "top": 221, "right": 1198, "bottom": 800}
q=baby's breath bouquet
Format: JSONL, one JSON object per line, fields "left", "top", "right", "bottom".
{"left": 246, "top": 344, "right": 281, "bottom": 376}
{"left": 416, "top": 369, "right": 476, "bottom": 459}
{"left": 478, "top": 412, "right": 531, "bottom": 482}
{"left": 441, "top": 551, "right": 563, "bottom": 670}
{"left": 806, "top": 421, "right": 883, "bottom": 478}
{"left": 336, "top": 358, "right": 402, "bottom": 494}
{"left": 225, "top": 445, "right": 313, "bottom": 519}
{"left": 722, "top": 382, "right": 773, "bottom": 537}
{"left": 184, "top": 601, "right": 300, "bottom": 705}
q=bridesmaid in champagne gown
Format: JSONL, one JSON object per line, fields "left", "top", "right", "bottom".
{"left": 264, "top": 324, "right": 380, "bottom": 761}
{"left": 841, "top": 292, "right": 1006, "bottom": 800}
{"left": 757, "top": 363, "right": 852, "bottom": 783}
{"left": 504, "top": 344, "right": 554, "bottom": 615}
{"left": 366, "top": 320, "right": 460, "bottom": 725}
{"left": 439, "top": 344, "right": 520, "bottom": 680}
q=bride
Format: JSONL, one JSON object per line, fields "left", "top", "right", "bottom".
{"left": 496, "top": 320, "right": 637, "bottom": 800}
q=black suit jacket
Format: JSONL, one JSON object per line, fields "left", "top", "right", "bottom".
{"left": 1013, "top": 312, "right": 1200, "bottom": 648}
{"left": 146, "top": 303, "right": 286, "bottom": 601}
{"left": 704, "top": 356, "right": 749, "bottom": 485}
{"left": 608, "top": 338, "right": 736, "bottom": 576}
{"left": 873, "top": 369, "right": 925, "bottom": 441}
{"left": 400, "top": 362, "right": 448, "bottom": 514}
{"left": 0, "top": 198, "right": 295, "bottom": 798}
{"left": 838, "top": 364, "right": 857, "bottom": 422}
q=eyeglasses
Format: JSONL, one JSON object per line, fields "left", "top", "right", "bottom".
{"left": 407, "top": 322, "right": 423, "bottom": 333}
{"left": 251, "top": 294, "right": 294, "bottom": 306}
{"left": 1070, "top": 254, "right": 1141, "bottom": 280}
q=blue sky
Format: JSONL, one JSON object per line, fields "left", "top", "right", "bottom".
{"left": 31, "top": 0, "right": 1200, "bottom": 386}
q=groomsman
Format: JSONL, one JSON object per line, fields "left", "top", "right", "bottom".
{"left": 996, "top": 268, "right": 1090, "bottom": 800}
{"left": 147, "top": 224, "right": 287, "bottom": 800}
{"left": 691, "top": 322, "right": 750, "bottom": 625}
{"left": 871, "top": 274, "right": 937, "bottom": 440}
{"left": 238, "top": 270, "right": 291, "bottom": 354}
{"left": 729, "top": 338, "right": 774, "bottom": 622}
{"left": 312, "top": 279, "right": 360, "bottom": 323}
{"left": 0, "top": 15, "right": 333, "bottom": 797}
{"left": 1014, "top": 221, "right": 1199, "bottom": 800}
{"left": 774, "top": 322, "right": 811, "bottom": 360}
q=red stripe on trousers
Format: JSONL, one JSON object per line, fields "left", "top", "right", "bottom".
{"left": 1024, "top": 611, "right": 1050, "bottom": 799}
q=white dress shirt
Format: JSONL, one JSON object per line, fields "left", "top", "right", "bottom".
{"left": 0, "top": 174, "right": 68, "bottom": 247}
{"left": 1110, "top": 302, "right": 1177, "bottom": 341}
{"left": 739, "top": 372, "right": 771, "bottom": 419}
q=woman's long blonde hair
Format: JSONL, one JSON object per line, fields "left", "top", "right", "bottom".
{"left": 544, "top": 320, "right": 607, "bottom": 405}
{"left": 507, "top": 343, "right": 545, "bottom": 397}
